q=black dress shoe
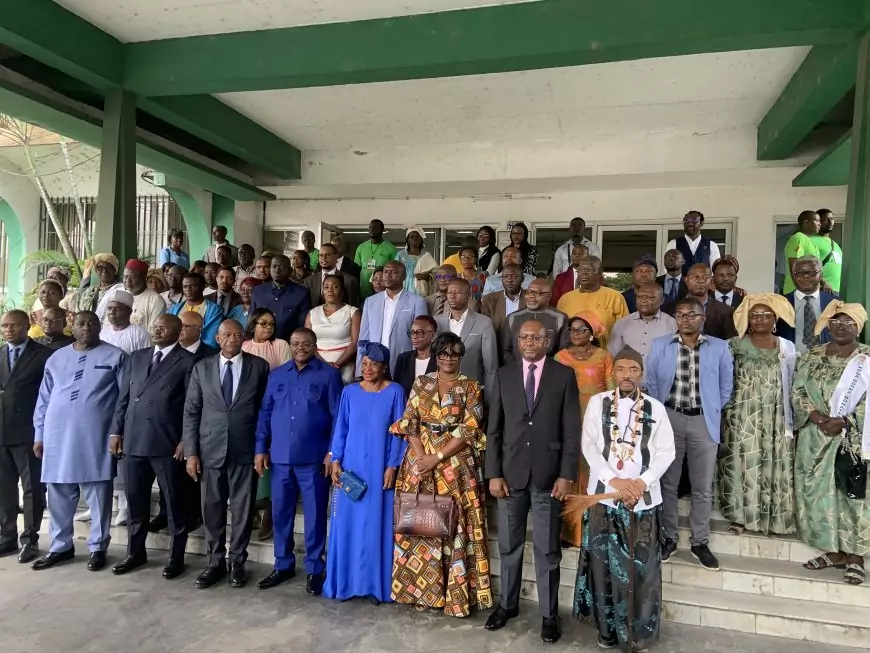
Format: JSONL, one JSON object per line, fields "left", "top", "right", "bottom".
{"left": 257, "top": 568, "right": 295, "bottom": 590}
{"left": 484, "top": 606, "right": 519, "bottom": 631}
{"left": 112, "top": 554, "right": 147, "bottom": 575}
{"left": 162, "top": 560, "right": 185, "bottom": 580}
{"left": 195, "top": 565, "right": 227, "bottom": 589}
{"left": 229, "top": 562, "right": 246, "bottom": 588}
{"left": 147, "top": 514, "right": 168, "bottom": 533}
{"left": 306, "top": 573, "right": 324, "bottom": 596}
{"left": 541, "top": 617, "right": 561, "bottom": 644}
{"left": 31, "top": 548, "right": 75, "bottom": 570}
{"left": 87, "top": 551, "right": 107, "bottom": 572}
{"left": 0, "top": 541, "right": 18, "bottom": 557}
{"left": 17, "top": 543, "right": 38, "bottom": 564}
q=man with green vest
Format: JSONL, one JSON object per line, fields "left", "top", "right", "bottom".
{"left": 354, "top": 219, "right": 397, "bottom": 298}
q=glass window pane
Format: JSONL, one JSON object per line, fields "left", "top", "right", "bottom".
{"left": 534, "top": 227, "right": 593, "bottom": 276}
{"left": 600, "top": 229, "right": 657, "bottom": 291}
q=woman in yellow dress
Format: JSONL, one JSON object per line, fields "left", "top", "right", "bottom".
{"left": 555, "top": 311, "right": 615, "bottom": 546}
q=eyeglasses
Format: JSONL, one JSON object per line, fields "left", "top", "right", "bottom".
{"left": 749, "top": 311, "right": 775, "bottom": 319}
{"left": 675, "top": 312, "right": 704, "bottom": 321}
{"left": 407, "top": 329, "right": 434, "bottom": 337}
{"left": 525, "top": 290, "right": 550, "bottom": 299}
{"left": 793, "top": 270, "right": 820, "bottom": 278}
{"left": 569, "top": 326, "right": 591, "bottom": 335}
{"left": 255, "top": 321, "right": 275, "bottom": 328}
{"left": 829, "top": 318, "right": 858, "bottom": 327}
{"left": 290, "top": 341, "right": 316, "bottom": 349}
{"left": 436, "top": 352, "right": 461, "bottom": 360}
{"left": 518, "top": 335, "right": 547, "bottom": 343}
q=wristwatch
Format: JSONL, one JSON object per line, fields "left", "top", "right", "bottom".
{"left": 436, "top": 451, "right": 444, "bottom": 461}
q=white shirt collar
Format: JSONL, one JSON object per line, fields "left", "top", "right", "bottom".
{"left": 184, "top": 340, "right": 202, "bottom": 353}
{"left": 322, "top": 267, "right": 337, "bottom": 279}
{"left": 795, "top": 289, "right": 820, "bottom": 301}
{"left": 716, "top": 290, "right": 733, "bottom": 300}
{"left": 449, "top": 309, "right": 469, "bottom": 325}
{"left": 684, "top": 234, "right": 702, "bottom": 245}
{"left": 385, "top": 290, "right": 403, "bottom": 303}
{"left": 220, "top": 351, "right": 243, "bottom": 366}
{"left": 154, "top": 342, "right": 178, "bottom": 356}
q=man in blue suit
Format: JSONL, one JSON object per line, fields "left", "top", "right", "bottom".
{"left": 254, "top": 327, "right": 342, "bottom": 595}
{"left": 777, "top": 255, "right": 836, "bottom": 355}
{"left": 645, "top": 297, "right": 733, "bottom": 572}
{"left": 357, "top": 260, "right": 427, "bottom": 376}
{"left": 250, "top": 255, "right": 311, "bottom": 341}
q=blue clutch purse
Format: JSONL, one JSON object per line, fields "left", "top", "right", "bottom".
{"left": 339, "top": 470, "right": 367, "bottom": 502}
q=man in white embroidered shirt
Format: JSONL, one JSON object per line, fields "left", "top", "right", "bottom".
{"left": 572, "top": 346, "right": 675, "bottom": 651}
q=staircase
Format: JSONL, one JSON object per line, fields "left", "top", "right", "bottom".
{"left": 63, "top": 491, "right": 870, "bottom": 648}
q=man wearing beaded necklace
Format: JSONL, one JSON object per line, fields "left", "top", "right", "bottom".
{"left": 575, "top": 346, "right": 675, "bottom": 650}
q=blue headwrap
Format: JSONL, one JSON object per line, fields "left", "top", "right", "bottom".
{"left": 358, "top": 340, "right": 390, "bottom": 364}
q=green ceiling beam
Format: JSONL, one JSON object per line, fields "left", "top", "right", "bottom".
{"left": 758, "top": 42, "right": 860, "bottom": 160}
{"left": 792, "top": 130, "right": 852, "bottom": 186}
{"left": 123, "top": 0, "right": 866, "bottom": 96}
{"left": 0, "top": 0, "right": 124, "bottom": 90}
{"left": 139, "top": 95, "right": 301, "bottom": 179}
{"left": 0, "top": 78, "right": 274, "bottom": 202}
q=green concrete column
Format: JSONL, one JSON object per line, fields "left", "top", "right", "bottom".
{"left": 164, "top": 187, "right": 211, "bottom": 265}
{"left": 211, "top": 195, "right": 235, "bottom": 245}
{"left": 0, "top": 200, "right": 25, "bottom": 305}
{"left": 94, "top": 89, "right": 137, "bottom": 262}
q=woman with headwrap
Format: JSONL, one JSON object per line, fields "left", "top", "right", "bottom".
{"left": 324, "top": 341, "right": 407, "bottom": 604}
{"left": 388, "top": 332, "right": 492, "bottom": 617}
{"left": 395, "top": 226, "right": 438, "bottom": 296}
{"left": 72, "top": 253, "right": 124, "bottom": 321}
{"left": 555, "top": 312, "right": 615, "bottom": 546}
{"left": 793, "top": 301, "right": 870, "bottom": 586}
{"left": 719, "top": 294, "right": 796, "bottom": 536}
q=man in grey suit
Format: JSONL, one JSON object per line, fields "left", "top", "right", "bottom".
{"left": 183, "top": 319, "right": 270, "bottom": 590}
{"left": 435, "top": 278, "right": 498, "bottom": 403}
{"left": 485, "top": 320, "right": 581, "bottom": 645}
{"left": 356, "top": 260, "right": 427, "bottom": 376}
{"left": 302, "top": 243, "right": 360, "bottom": 308}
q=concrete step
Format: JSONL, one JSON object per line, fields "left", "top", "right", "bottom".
{"left": 666, "top": 550, "right": 870, "bottom": 608}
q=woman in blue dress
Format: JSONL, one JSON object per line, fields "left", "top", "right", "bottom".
{"left": 325, "top": 341, "right": 407, "bottom": 603}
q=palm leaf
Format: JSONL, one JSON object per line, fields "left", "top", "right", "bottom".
{"left": 20, "top": 249, "right": 86, "bottom": 285}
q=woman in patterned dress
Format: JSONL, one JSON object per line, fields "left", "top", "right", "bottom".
{"left": 719, "top": 294, "right": 796, "bottom": 536}
{"left": 794, "top": 301, "right": 870, "bottom": 586}
{"left": 555, "top": 312, "right": 615, "bottom": 546}
{"left": 389, "top": 332, "right": 492, "bottom": 617}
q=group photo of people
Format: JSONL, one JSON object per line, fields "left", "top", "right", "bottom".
{"left": 0, "top": 208, "right": 867, "bottom": 652}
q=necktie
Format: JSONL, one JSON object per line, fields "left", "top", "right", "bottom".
{"left": 221, "top": 360, "right": 234, "bottom": 406}
{"left": 803, "top": 296, "right": 819, "bottom": 349}
{"left": 574, "top": 272, "right": 581, "bottom": 290}
{"left": 148, "top": 350, "right": 163, "bottom": 377}
{"left": 717, "top": 293, "right": 729, "bottom": 305}
{"left": 9, "top": 347, "right": 19, "bottom": 372}
{"left": 525, "top": 363, "right": 537, "bottom": 414}
{"left": 666, "top": 277, "right": 676, "bottom": 301}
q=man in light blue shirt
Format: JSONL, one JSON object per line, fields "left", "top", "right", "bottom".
{"left": 483, "top": 246, "right": 535, "bottom": 294}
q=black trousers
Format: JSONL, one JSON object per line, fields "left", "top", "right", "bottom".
{"left": 201, "top": 463, "right": 257, "bottom": 568}
{"left": 125, "top": 455, "right": 188, "bottom": 562}
{"left": 155, "top": 463, "right": 201, "bottom": 529}
{"left": 0, "top": 444, "right": 44, "bottom": 547}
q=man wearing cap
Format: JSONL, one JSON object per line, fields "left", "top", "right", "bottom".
{"left": 573, "top": 346, "right": 675, "bottom": 651}
{"left": 552, "top": 217, "right": 602, "bottom": 277}
{"left": 622, "top": 255, "right": 659, "bottom": 313}
{"left": 100, "top": 289, "right": 152, "bottom": 355}
{"left": 123, "top": 258, "right": 166, "bottom": 331}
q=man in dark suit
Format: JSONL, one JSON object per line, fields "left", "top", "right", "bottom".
{"left": 332, "top": 234, "right": 361, "bottom": 282}
{"left": 663, "top": 264, "right": 737, "bottom": 341}
{"left": 109, "top": 314, "right": 196, "bottom": 579}
{"left": 250, "top": 255, "right": 311, "bottom": 341}
{"left": 302, "top": 243, "right": 360, "bottom": 308}
{"left": 0, "top": 310, "right": 52, "bottom": 563}
{"left": 35, "top": 307, "right": 75, "bottom": 349}
{"left": 183, "top": 319, "right": 270, "bottom": 589}
{"left": 485, "top": 320, "right": 581, "bottom": 644}
{"left": 778, "top": 255, "right": 836, "bottom": 354}
{"left": 656, "top": 249, "right": 687, "bottom": 305}
{"left": 711, "top": 257, "right": 744, "bottom": 309}
{"left": 480, "top": 263, "right": 526, "bottom": 355}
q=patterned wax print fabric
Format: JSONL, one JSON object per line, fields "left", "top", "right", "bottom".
{"left": 719, "top": 337, "right": 795, "bottom": 535}
{"left": 793, "top": 344, "right": 870, "bottom": 556}
{"left": 574, "top": 503, "right": 662, "bottom": 651}
{"left": 389, "top": 374, "right": 492, "bottom": 617}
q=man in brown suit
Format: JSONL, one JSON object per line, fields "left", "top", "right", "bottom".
{"left": 663, "top": 263, "right": 737, "bottom": 341}
{"left": 426, "top": 264, "right": 478, "bottom": 316}
{"left": 480, "top": 264, "right": 526, "bottom": 360}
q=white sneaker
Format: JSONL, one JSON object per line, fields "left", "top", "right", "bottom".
{"left": 74, "top": 509, "right": 92, "bottom": 522}
{"left": 113, "top": 509, "right": 129, "bottom": 527}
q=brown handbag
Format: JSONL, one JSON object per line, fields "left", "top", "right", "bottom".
{"left": 394, "top": 474, "right": 458, "bottom": 539}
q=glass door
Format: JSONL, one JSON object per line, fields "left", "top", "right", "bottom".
{"left": 318, "top": 222, "right": 344, "bottom": 249}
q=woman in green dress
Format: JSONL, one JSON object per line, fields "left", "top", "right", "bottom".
{"left": 794, "top": 301, "right": 870, "bottom": 586}
{"left": 719, "top": 294, "right": 796, "bottom": 536}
